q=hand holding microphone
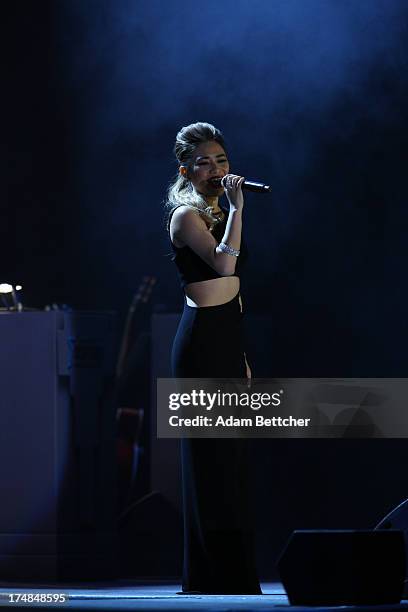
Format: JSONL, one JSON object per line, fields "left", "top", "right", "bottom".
{"left": 221, "top": 174, "right": 245, "bottom": 211}
{"left": 213, "top": 175, "right": 272, "bottom": 194}
{"left": 219, "top": 173, "right": 272, "bottom": 210}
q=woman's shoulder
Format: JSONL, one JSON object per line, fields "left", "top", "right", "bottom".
{"left": 171, "top": 205, "right": 200, "bottom": 219}
{"left": 169, "top": 205, "right": 209, "bottom": 247}
{"left": 170, "top": 205, "right": 207, "bottom": 228}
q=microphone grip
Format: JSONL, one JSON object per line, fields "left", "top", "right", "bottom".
{"left": 242, "top": 181, "right": 271, "bottom": 193}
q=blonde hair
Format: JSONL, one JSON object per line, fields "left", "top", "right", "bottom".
{"left": 164, "top": 122, "right": 227, "bottom": 232}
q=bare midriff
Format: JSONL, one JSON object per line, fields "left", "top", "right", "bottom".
{"left": 184, "top": 276, "right": 242, "bottom": 310}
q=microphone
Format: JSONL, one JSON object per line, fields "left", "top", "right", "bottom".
{"left": 240, "top": 180, "right": 271, "bottom": 193}
{"left": 215, "top": 177, "right": 271, "bottom": 193}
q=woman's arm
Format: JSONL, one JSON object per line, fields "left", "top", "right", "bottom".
{"left": 171, "top": 206, "right": 242, "bottom": 276}
{"left": 215, "top": 208, "right": 242, "bottom": 275}
{"left": 171, "top": 174, "right": 245, "bottom": 275}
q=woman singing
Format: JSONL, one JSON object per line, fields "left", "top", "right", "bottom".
{"left": 164, "top": 122, "right": 261, "bottom": 594}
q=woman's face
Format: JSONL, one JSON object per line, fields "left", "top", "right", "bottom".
{"left": 184, "top": 140, "right": 229, "bottom": 198}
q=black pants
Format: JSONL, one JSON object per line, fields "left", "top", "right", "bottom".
{"left": 171, "top": 292, "right": 261, "bottom": 594}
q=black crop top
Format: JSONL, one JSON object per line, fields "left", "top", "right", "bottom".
{"left": 168, "top": 205, "right": 249, "bottom": 289}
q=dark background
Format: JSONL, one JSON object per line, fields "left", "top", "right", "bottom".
{"left": 3, "top": 0, "right": 408, "bottom": 578}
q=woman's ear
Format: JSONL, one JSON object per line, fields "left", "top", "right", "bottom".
{"left": 179, "top": 165, "right": 187, "bottom": 177}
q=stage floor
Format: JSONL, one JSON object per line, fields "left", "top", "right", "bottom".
{"left": 0, "top": 581, "right": 407, "bottom": 611}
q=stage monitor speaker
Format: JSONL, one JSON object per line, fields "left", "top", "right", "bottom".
{"left": 277, "top": 529, "right": 405, "bottom": 606}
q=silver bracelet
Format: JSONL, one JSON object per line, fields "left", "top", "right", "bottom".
{"left": 218, "top": 242, "right": 240, "bottom": 257}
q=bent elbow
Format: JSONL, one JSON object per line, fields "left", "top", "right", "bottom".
{"left": 213, "top": 247, "right": 236, "bottom": 276}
